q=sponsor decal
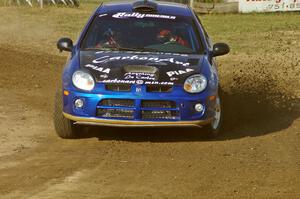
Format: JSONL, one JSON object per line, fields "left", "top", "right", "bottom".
{"left": 145, "top": 81, "right": 174, "bottom": 85}
{"left": 112, "top": 12, "right": 176, "bottom": 20}
{"left": 102, "top": 79, "right": 136, "bottom": 84}
{"left": 85, "top": 64, "right": 111, "bottom": 74}
{"left": 124, "top": 72, "right": 156, "bottom": 81}
{"left": 98, "top": 14, "right": 108, "bottom": 17}
{"left": 100, "top": 74, "right": 108, "bottom": 79}
{"left": 136, "top": 80, "right": 144, "bottom": 85}
{"left": 101, "top": 79, "right": 174, "bottom": 85}
{"left": 166, "top": 68, "right": 194, "bottom": 77}
{"left": 92, "top": 55, "right": 190, "bottom": 66}
{"left": 170, "top": 77, "right": 179, "bottom": 81}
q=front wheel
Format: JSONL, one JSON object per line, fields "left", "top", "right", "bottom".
{"left": 203, "top": 95, "right": 222, "bottom": 139}
{"left": 53, "top": 88, "right": 80, "bottom": 139}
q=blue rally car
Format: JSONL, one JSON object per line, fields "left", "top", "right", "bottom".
{"left": 53, "top": 0, "right": 230, "bottom": 139}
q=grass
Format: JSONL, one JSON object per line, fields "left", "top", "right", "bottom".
{"left": 201, "top": 13, "right": 300, "bottom": 53}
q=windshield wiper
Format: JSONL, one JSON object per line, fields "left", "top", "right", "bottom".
{"left": 114, "top": 47, "right": 150, "bottom": 52}
{"left": 83, "top": 47, "right": 111, "bottom": 51}
{"left": 83, "top": 46, "right": 159, "bottom": 53}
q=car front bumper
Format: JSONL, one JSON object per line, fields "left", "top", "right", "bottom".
{"left": 62, "top": 83, "right": 218, "bottom": 127}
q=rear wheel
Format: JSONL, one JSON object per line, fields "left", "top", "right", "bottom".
{"left": 203, "top": 95, "right": 222, "bottom": 139}
{"left": 53, "top": 87, "right": 79, "bottom": 139}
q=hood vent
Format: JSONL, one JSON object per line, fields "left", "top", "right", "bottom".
{"left": 123, "top": 65, "right": 158, "bottom": 74}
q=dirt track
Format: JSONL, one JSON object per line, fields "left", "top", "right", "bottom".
{"left": 0, "top": 8, "right": 299, "bottom": 199}
{"left": 0, "top": 45, "right": 299, "bottom": 199}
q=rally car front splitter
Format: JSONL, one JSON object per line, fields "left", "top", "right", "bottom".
{"left": 63, "top": 112, "right": 213, "bottom": 128}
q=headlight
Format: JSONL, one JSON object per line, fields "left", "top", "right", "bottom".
{"left": 184, "top": 74, "right": 207, "bottom": 93}
{"left": 72, "top": 70, "right": 95, "bottom": 91}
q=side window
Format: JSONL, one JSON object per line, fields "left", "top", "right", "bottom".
{"left": 193, "top": 11, "right": 213, "bottom": 48}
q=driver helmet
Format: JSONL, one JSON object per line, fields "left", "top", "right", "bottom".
{"left": 102, "top": 28, "right": 122, "bottom": 47}
{"left": 157, "top": 29, "right": 189, "bottom": 47}
{"left": 157, "top": 29, "right": 173, "bottom": 43}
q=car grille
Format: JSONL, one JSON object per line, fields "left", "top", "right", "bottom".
{"left": 141, "top": 110, "right": 179, "bottom": 120}
{"left": 97, "top": 108, "right": 134, "bottom": 119}
{"left": 104, "top": 84, "right": 172, "bottom": 93}
{"left": 141, "top": 100, "right": 178, "bottom": 120}
{"left": 96, "top": 99, "right": 179, "bottom": 120}
{"left": 105, "top": 84, "right": 131, "bottom": 92}
{"left": 141, "top": 100, "right": 176, "bottom": 109}
{"left": 100, "top": 99, "right": 134, "bottom": 107}
{"left": 146, "top": 85, "right": 172, "bottom": 93}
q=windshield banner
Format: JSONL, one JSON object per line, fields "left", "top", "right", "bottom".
{"left": 112, "top": 12, "right": 176, "bottom": 20}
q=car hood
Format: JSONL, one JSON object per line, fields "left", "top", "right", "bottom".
{"left": 80, "top": 51, "right": 204, "bottom": 86}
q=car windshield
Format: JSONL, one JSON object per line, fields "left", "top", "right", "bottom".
{"left": 81, "top": 12, "right": 203, "bottom": 54}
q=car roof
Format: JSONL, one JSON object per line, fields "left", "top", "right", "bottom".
{"left": 97, "top": 0, "right": 192, "bottom": 17}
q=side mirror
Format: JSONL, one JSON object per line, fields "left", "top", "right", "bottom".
{"left": 57, "top": 38, "right": 73, "bottom": 52}
{"left": 212, "top": 43, "right": 230, "bottom": 57}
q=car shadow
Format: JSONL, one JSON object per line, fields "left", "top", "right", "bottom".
{"left": 78, "top": 88, "right": 299, "bottom": 142}
{"left": 219, "top": 90, "right": 300, "bottom": 140}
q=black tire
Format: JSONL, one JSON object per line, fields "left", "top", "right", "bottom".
{"left": 53, "top": 87, "right": 79, "bottom": 139}
{"left": 203, "top": 88, "right": 224, "bottom": 139}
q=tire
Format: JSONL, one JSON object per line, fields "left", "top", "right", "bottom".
{"left": 53, "top": 87, "right": 79, "bottom": 139}
{"left": 203, "top": 89, "right": 223, "bottom": 139}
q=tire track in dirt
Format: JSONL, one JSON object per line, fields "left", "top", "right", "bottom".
{"left": 0, "top": 139, "right": 122, "bottom": 199}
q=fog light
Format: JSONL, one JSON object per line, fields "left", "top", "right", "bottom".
{"left": 195, "top": 103, "right": 204, "bottom": 112}
{"left": 74, "top": 99, "right": 84, "bottom": 108}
